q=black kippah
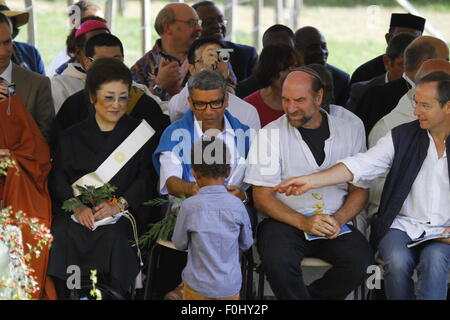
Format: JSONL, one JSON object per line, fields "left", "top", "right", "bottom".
{"left": 390, "top": 13, "right": 426, "bottom": 32}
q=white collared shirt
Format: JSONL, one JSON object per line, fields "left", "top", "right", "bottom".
{"left": 340, "top": 130, "right": 450, "bottom": 239}
{"left": 402, "top": 73, "right": 415, "bottom": 89}
{"left": 245, "top": 111, "right": 368, "bottom": 217}
{"left": 159, "top": 115, "right": 244, "bottom": 195}
{"left": 0, "top": 61, "right": 13, "bottom": 83}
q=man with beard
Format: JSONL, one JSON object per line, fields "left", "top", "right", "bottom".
{"left": 131, "top": 3, "right": 202, "bottom": 101}
{"left": 192, "top": 1, "right": 258, "bottom": 82}
{"left": 244, "top": 67, "right": 373, "bottom": 300}
{"left": 295, "top": 26, "right": 350, "bottom": 107}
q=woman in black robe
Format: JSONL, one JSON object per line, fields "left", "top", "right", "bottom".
{"left": 47, "top": 57, "right": 161, "bottom": 299}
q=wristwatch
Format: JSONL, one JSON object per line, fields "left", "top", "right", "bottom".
{"left": 152, "top": 83, "right": 164, "bottom": 96}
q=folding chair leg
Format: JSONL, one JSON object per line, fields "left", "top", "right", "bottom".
{"left": 257, "top": 267, "right": 265, "bottom": 300}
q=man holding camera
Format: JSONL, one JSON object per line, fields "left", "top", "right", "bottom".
{"left": 168, "top": 37, "right": 260, "bottom": 130}
{"left": 0, "top": 12, "right": 54, "bottom": 141}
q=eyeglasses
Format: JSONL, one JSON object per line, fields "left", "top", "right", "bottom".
{"left": 100, "top": 95, "right": 129, "bottom": 105}
{"left": 191, "top": 97, "right": 225, "bottom": 110}
{"left": 173, "top": 19, "right": 202, "bottom": 28}
{"left": 201, "top": 17, "right": 227, "bottom": 27}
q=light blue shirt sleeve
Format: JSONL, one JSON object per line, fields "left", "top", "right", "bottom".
{"left": 171, "top": 205, "right": 190, "bottom": 251}
{"left": 239, "top": 207, "right": 254, "bottom": 251}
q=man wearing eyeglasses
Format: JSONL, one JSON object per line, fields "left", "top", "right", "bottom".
{"left": 154, "top": 69, "right": 253, "bottom": 202}
{"left": 192, "top": 1, "right": 258, "bottom": 83}
{"left": 131, "top": 3, "right": 202, "bottom": 101}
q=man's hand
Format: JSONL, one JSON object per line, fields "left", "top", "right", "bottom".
{"left": 227, "top": 185, "right": 246, "bottom": 201}
{"left": 155, "top": 58, "right": 182, "bottom": 91}
{"left": 93, "top": 200, "right": 121, "bottom": 221}
{"left": 439, "top": 227, "right": 450, "bottom": 245}
{"left": 216, "top": 61, "right": 230, "bottom": 79}
{"left": 326, "top": 215, "right": 343, "bottom": 239}
{"left": 0, "top": 149, "right": 11, "bottom": 162}
{"left": 74, "top": 206, "right": 95, "bottom": 230}
{"left": 302, "top": 214, "right": 339, "bottom": 237}
{"left": 274, "top": 175, "right": 316, "bottom": 196}
{"left": 155, "top": 58, "right": 189, "bottom": 95}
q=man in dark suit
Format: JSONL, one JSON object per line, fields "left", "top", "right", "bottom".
{"left": 0, "top": 12, "right": 53, "bottom": 141}
{"left": 346, "top": 32, "right": 417, "bottom": 112}
{"left": 192, "top": 1, "right": 257, "bottom": 82}
{"left": 294, "top": 26, "right": 350, "bottom": 107}
{"left": 350, "top": 13, "right": 425, "bottom": 85}
{"left": 236, "top": 24, "right": 295, "bottom": 99}
{"left": 355, "top": 36, "right": 449, "bottom": 135}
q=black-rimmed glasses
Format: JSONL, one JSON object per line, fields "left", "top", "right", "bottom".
{"left": 191, "top": 97, "right": 225, "bottom": 110}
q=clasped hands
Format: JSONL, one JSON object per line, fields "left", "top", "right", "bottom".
{"left": 274, "top": 175, "right": 342, "bottom": 238}
{"left": 301, "top": 214, "right": 342, "bottom": 239}
{"left": 73, "top": 201, "right": 121, "bottom": 230}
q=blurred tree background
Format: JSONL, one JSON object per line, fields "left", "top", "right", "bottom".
{"left": 7, "top": 0, "right": 450, "bottom": 75}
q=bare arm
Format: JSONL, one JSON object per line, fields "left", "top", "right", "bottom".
{"left": 274, "top": 163, "right": 354, "bottom": 196}
{"left": 253, "top": 186, "right": 339, "bottom": 237}
{"left": 166, "top": 176, "right": 199, "bottom": 198}
{"left": 333, "top": 184, "right": 369, "bottom": 227}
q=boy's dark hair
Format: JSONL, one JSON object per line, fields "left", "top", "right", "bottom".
{"left": 85, "top": 33, "right": 124, "bottom": 58}
{"left": 191, "top": 137, "right": 231, "bottom": 178}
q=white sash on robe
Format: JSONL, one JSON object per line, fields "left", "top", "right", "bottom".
{"left": 71, "top": 120, "right": 155, "bottom": 195}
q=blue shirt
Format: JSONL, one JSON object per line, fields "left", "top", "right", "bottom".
{"left": 172, "top": 185, "right": 253, "bottom": 298}
{"left": 13, "top": 41, "right": 46, "bottom": 75}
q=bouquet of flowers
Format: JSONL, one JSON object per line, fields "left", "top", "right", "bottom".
{"left": 0, "top": 156, "right": 52, "bottom": 299}
{"left": 0, "top": 207, "right": 53, "bottom": 300}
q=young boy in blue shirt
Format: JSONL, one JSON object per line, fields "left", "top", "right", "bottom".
{"left": 172, "top": 137, "right": 253, "bottom": 300}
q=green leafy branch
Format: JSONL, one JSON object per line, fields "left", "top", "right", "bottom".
{"left": 139, "top": 196, "right": 186, "bottom": 247}
{"left": 61, "top": 183, "right": 117, "bottom": 213}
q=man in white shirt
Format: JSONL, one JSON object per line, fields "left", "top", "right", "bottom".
{"left": 154, "top": 68, "right": 254, "bottom": 204}
{"left": 244, "top": 67, "right": 373, "bottom": 300}
{"left": 168, "top": 37, "right": 261, "bottom": 130}
{"left": 276, "top": 71, "right": 450, "bottom": 300}
{"left": 366, "top": 60, "right": 450, "bottom": 234}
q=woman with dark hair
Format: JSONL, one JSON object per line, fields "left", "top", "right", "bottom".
{"left": 244, "top": 44, "right": 303, "bottom": 127}
{"left": 47, "top": 58, "right": 160, "bottom": 299}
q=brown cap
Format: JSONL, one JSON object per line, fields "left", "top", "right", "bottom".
{"left": 0, "top": 1, "right": 29, "bottom": 28}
